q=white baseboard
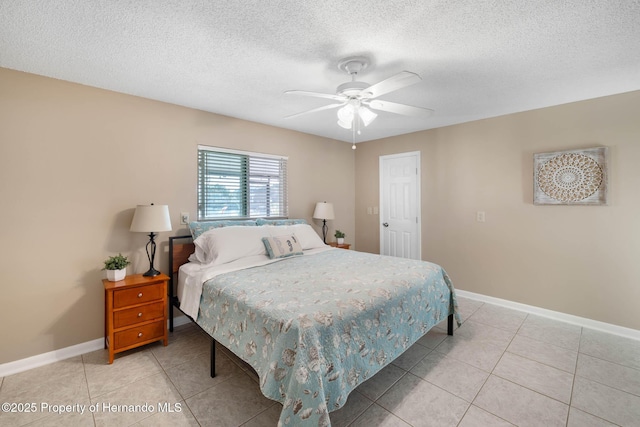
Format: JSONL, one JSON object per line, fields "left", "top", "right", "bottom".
{"left": 0, "top": 316, "right": 194, "bottom": 377}
{"left": 456, "top": 289, "right": 640, "bottom": 341}
{"left": 2, "top": 298, "right": 638, "bottom": 378}
{"left": 0, "top": 338, "right": 104, "bottom": 377}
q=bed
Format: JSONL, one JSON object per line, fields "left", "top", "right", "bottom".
{"left": 168, "top": 220, "right": 460, "bottom": 426}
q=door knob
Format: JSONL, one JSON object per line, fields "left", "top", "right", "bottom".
{"left": 383, "top": 222, "right": 389, "bottom": 227}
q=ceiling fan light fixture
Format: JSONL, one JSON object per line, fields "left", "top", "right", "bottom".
{"left": 285, "top": 56, "right": 432, "bottom": 139}
{"left": 337, "top": 103, "right": 377, "bottom": 129}
{"left": 337, "top": 103, "right": 355, "bottom": 129}
{"left": 359, "top": 106, "right": 377, "bottom": 127}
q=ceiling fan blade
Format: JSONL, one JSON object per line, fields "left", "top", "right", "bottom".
{"left": 366, "top": 100, "right": 434, "bottom": 117}
{"left": 363, "top": 71, "right": 422, "bottom": 99}
{"left": 284, "top": 102, "right": 346, "bottom": 120}
{"left": 285, "top": 90, "right": 345, "bottom": 102}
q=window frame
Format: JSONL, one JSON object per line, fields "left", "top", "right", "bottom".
{"left": 197, "top": 145, "right": 288, "bottom": 221}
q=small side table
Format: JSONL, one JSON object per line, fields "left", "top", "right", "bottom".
{"left": 328, "top": 242, "right": 351, "bottom": 250}
{"left": 103, "top": 273, "right": 169, "bottom": 364}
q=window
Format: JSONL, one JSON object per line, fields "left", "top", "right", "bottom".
{"left": 197, "top": 145, "right": 288, "bottom": 220}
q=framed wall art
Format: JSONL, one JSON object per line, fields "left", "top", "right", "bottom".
{"left": 533, "top": 147, "right": 608, "bottom": 205}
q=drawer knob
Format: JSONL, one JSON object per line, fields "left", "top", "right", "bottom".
{"left": 137, "top": 292, "right": 143, "bottom": 298}
{"left": 138, "top": 332, "right": 143, "bottom": 338}
{"left": 137, "top": 312, "right": 143, "bottom": 317}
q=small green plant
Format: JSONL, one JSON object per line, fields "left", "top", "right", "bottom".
{"left": 102, "top": 253, "right": 131, "bottom": 270}
{"left": 334, "top": 230, "right": 345, "bottom": 239}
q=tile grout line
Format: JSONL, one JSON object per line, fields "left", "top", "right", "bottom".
{"left": 454, "top": 304, "right": 634, "bottom": 426}
{"left": 565, "top": 325, "right": 583, "bottom": 426}
{"left": 488, "top": 313, "right": 578, "bottom": 410}
{"left": 564, "top": 326, "right": 632, "bottom": 426}
{"left": 416, "top": 306, "right": 505, "bottom": 426}
{"left": 503, "top": 335, "right": 579, "bottom": 375}
{"left": 421, "top": 309, "right": 496, "bottom": 427}
{"left": 151, "top": 328, "right": 213, "bottom": 425}
{"left": 79, "top": 353, "right": 98, "bottom": 427}
{"left": 576, "top": 347, "right": 640, "bottom": 377}
{"left": 146, "top": 342, "right": 193, "bottom": 425}
{"left": 572, "top": 330, "right": 639, "bottom": 424}
{"left": 461, "top": 312, "right": 531, "bottom": 426}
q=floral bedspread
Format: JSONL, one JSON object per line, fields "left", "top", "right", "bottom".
{"left": 196, "top": 249, "right": 460, "bottom": 426}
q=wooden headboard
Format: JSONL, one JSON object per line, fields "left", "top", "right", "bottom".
{"left": 168, "top": 235, "right": 195, "bottom": 330}
{"left": 169, "top": 235, "right": 195, "bottom": 275}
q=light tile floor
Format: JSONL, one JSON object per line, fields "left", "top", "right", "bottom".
{"left": 1, "top": 297, "right": 639, "bottom": 426}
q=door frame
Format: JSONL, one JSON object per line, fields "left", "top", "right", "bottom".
{"left": 379, "top": 151, "right": 422, "bottom": 259}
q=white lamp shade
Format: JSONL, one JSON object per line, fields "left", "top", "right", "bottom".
{"left": 130, "top": 204, "right": 172, "bottom": 232}
{"left": 313, "top": 202, "right": 335, "bottom": 220}
{"left": 337, "top": 104, "right": 354, "bottom": 129}
{"left": 359, "top": 106, "right": 377, "bottom": 126}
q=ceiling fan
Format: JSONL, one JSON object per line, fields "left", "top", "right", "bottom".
{"left": 284, "top": 56, "right": 434, "bottom": 133}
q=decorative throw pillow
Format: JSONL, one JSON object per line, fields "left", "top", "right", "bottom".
{"left": 262, "top": 234, "right": 304, "bottom": 259}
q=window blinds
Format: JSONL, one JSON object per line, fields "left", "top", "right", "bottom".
{"left": 197, "top": 146, "right": 288, "bottom": 220}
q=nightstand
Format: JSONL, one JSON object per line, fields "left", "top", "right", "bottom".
{"left": 328, "top": 242, "right": 351, "bottom": 249}
{"left": 103, "top": 273, "right": 169, "bottom": 364}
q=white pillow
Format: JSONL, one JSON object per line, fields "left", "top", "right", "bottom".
{"left": 191, "top": 225, "right": 271, "bottom": 265}
{"left": 268, "top": 224, "right": 326, "bottom": 250}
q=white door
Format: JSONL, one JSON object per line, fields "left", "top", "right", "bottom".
{"left": 379, "top": 152, "right": 421, "bottom": 259}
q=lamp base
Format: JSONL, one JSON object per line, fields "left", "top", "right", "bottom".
{"left": 143, "top": 232, "right": 160, "bottom": 277}
{"left": 143, "top": 267, "right": 161, "bottom": 277}
{"left": 322, "top": 219, "right": 328, "bottom": 244}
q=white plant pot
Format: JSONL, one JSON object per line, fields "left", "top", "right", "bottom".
{"left": 337, "top": 238, "right": 344, "bottom": 245}
{"left": 106, "top": 268, "right": 126, "bottom": 282}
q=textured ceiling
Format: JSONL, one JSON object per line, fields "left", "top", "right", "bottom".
{"left": 2, "top": 1, "right": 640, "bottom": 143}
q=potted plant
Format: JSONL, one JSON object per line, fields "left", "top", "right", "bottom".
{"left": 334, "top": 230, "right": 345, "bottom": 245}
{"left": 102, "top": 253, "right": 130, "bottom": 282}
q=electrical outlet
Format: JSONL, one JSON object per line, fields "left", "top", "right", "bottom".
{"left": 476, "top": 211, "right": 485, "bottom": 222}
{"left": 180, "top": 212, "right": 190, "bottom": 225}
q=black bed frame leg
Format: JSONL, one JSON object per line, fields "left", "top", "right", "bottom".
{"left": 169, "top": 301, "right": 174, "bottom": 332}
{"left": 210, "top": 339, "right": 216, "bottom": 378}
{"left": 447, "top": 313, "right": 454, "bottom": 336}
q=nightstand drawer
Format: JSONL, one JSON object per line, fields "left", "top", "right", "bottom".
{"left": 113, "top": 301, "right": 165, "bottom": 329}
{"left": 113, "top": 284, "right": 164, "bottom": 308}
{"left": 114, "top": 320, "right": 165, "bottom": 349}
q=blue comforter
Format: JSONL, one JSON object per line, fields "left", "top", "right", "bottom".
{"left": 196, "top": 249, "right": 460, "bottom": 426}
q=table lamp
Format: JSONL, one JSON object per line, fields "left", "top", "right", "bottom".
{"left": 130, "top": 203, "right": 172, "bottom": 276}
{"left": 313, "top": 201, "right": 334, "bottom": 244}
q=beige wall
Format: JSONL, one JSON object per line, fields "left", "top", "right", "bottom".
{"left": 355, "top": 91, "right": 640, "bottom": 331}
{"left": 2, "top": 66, "right": 638, "bottom": 365}
{"left": 0, "top": 68, "right": 355, "bottom": 364}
